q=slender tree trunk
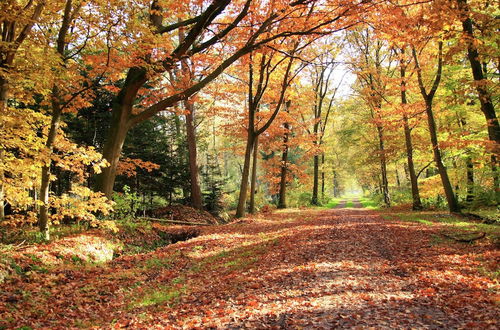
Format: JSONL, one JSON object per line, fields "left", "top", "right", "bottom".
{"left": 457, "top": 0, "right": 499, "bottom": 200}
{"left": 278, "top": 121, "right": 290, "bottom": 209}
{"left": 0, "top": 78, "right": 7, "bottom": 221}
{"left": 424, "top": 100, "right": 460, "bottom": 212}
{"left": 333, "top": 169, "right": 339, "bottom": 197}
{"left": 312, "top": 154, "right": 320, "bottom": 205}
{"left": 403, "top": 115, "right": 423, "bottom": 210}
{"left": 376, "top": 125, "right": 391, "bottom": 207}
{"left": 466, "top": 156, "right": 474, "bottom": 202}
{"left": 38, "top": 96, "right": 63, "bottom": 241}
{"left": 235, "top": 131, "right": 255, "bottom": 218}
{"left": 249, "top": 135, "right": 259, "bottom": 214}
{"left": 400, "top": 57, "right": 422, "bottom": 210}
{"left": 184, "top": 99, "right": 203, "bottom": 209}
{"left": 321, "top": 153, "right": 325, "bottom": 199}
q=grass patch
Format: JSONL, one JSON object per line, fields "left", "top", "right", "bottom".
{"left": 324, "top": 198, "right": 341, "bottom": 208}
{"left": 387, "top": 212, "right": 500, "bottom": 243}
{"left": 360, "top": 197, "right": 379, "bottom": 210}
{"left": 143, "top": 255, "right": 174, "bottom": 270}
{"left": 345, "top": 200, "right": 354, "bottom": 208}
{"left": 130, "top": 284, "right": 186, "bottom": 308}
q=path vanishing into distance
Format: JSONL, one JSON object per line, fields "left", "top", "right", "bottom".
{"left": 1, "top": 208, "right": 498, "bottom": 328}
{"left": 335, "top": 198, "right": 363, "bottom": 209}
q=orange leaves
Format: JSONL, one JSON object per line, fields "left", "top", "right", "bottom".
{"left": 116, "top": 157, "right": 160, "bottom": 178}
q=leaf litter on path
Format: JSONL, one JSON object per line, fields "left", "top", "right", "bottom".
{"left": 0, "top": 208, "right": 498, "bottom": 328}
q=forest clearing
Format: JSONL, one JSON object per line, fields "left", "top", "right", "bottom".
{"left": 1, "top": 0, "right": 499, "bottom": 328}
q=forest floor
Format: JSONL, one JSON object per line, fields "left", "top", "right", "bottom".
{"left": 1, "top": 206, "right": 499, "bottom": 329}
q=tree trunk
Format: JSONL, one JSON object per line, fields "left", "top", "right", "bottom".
{"left": 278, "top": 121, "right": 290, "bottom": 209}
{"left": 184, "top": 99, "right": 203, "bottom": 209}
{"left": 376, "top": 125, "right": 391, "bottom": 207}
{"left": 424, "top": 101, "right": 460, "bottom": 212}
{"left": 249, "top": 135, "right": 259, "bottom": 214}
{"left": 400, "top": 58, "right": 422, "bottom": 210}
{"left": 235, "top": 131, "right": 255, "bottom": 218}
{"left": 38, "top": 95, "right": 63, "bottom": 241}
{"left": 95, "top": 103, "right": 132, "bottom": 198}
{"left": 333, "top": 169, "right": 339, "bottom": 197}
{"left": 403, "top": 115, "right": 423, "bottom": 210}
{"left": 0, "top": 78, "right": 7, "bottom": 221}
{"left": 466, "top": 156, "right": 474, "bottom": 202}
{"left": 312, "top": 154, "right": 319, "bottom": 205}
{"left": 321, "top": 153, "right": 325, "bottom": 199}
{"left": 95, "top": 67, "right": 147, "bottom": 198}
{"left": 457, "top": 0, "right": 499, "bottom": 200}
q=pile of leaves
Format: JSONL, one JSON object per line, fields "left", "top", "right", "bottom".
{"left": 146, "top": 205, "right": 220, "bottom": 224}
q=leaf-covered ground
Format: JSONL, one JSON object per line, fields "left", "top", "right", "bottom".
{"left": 1, "top": 207, "right": 499, "bottom": 328}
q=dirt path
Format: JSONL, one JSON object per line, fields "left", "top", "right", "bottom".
{"left": 1, "top": 208, "right": 498, "bottom": 328}
{"left": 335, "top": 200, "right": 347, "bottom": 208}
{"left": 335, "top": 198, "right": 363, "bottom": 208}
{"left": 351, "top": 199, "right": 363, "bottom": 208}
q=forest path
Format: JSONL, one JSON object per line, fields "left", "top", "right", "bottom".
{"left": 1, "top": 208, "right": 498, "bottom": 328}
{"left": 335, "top": 198, "right": 363, "bottom": 208}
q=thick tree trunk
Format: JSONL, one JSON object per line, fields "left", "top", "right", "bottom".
{"left": 95, "top": 67, "right": 147, "bottom": 198}
{"left": 95, "top": 103, "right": 132, "bottom": 198}
{"left": 249, "top": 135, "right": 259, "bottom": 214}
{"left": 312, "top": 154, "right": 319, "bottom": 205}
{"left": 184, "top": 99, "right": 203, "bottom": 209}
{"left": 278, "top": 122, "right": 290, "bottom": 209}
{"left": 235, "top": 131, "right": 255, "bottom": 218}
{"left": 376, "top": 125, "right": 391, "bottom": 207}
{"left": 424, "top": 101, "right": 460, "bottom": 212}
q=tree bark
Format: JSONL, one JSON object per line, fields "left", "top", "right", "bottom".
{"left": 312, "top": 154, "right": 320, "bottom": 205}
{"left": 376, "top": 124, "right": 391, "bottom": 207}
{"left": 413, "top": 43, "right": 460, "bottom": 213}
{"left": 0, "top": 78, "right": 7, "bottom": 221}
{"left": 184, "top": 99, "right": 203, "bottom": 209}
{"left": 95, "top": 67, "right": 146, "bottom": 198}
{"left": 278, "top": 120, "right": 290, "bottom": 209}
{"left": 321, "top": 153, "right": 325, "bottom": 199}
{"left": 466, "top": 156, "right": 474, "bottom": 202}
{"left": 235, "top": 131, "right": 256, "bottom": 218}
{"left": 38, "top": 99, "right": 63, "bottom": 241}
{"left": 425, "top": 100, "right": 460, "bottom": 212}
{"left": 457, "top": 0, "right": 499, "bottom": 201}
{"left": 403, "top": 114, "right": 423, "bottom": 210}
{"left": 400, "top": 55, "right": 422, "bottom": 210}
{"left": 249, "top": 135, "right": 259, "bottom": 214}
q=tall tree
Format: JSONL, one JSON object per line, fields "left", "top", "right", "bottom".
{"left": 396, "top": 47, "right": 423, "bottom": 210}
{"left": 412, "top": 41, "right": 460, "bottom": 212}
{"left": 456, "top": 0, "right": 499, "bottom": 201}
{"left": 0, "top": 0, "right": 45, "bottom": 221}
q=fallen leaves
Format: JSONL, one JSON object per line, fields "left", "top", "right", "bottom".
{"left": 0, "top": 208, "right": 498, "bottom": 328}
